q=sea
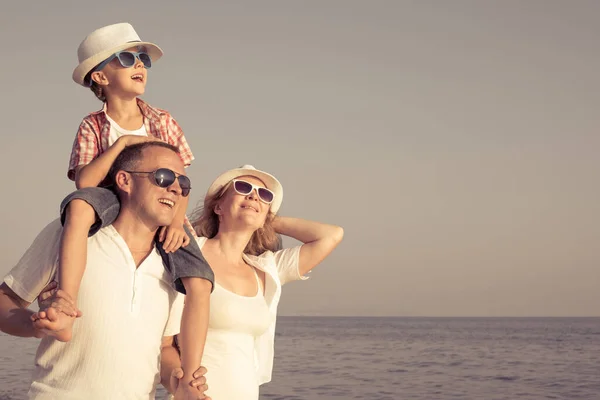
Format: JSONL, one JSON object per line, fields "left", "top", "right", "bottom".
{"left": 1, "top": 317, "right": 599, "bottom": 400}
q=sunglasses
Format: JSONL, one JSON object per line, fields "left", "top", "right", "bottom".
{"left": 232, "top": 179, "right": 274, "bottom": 204}
{"left": 99, "top": 50, "right": 152, "bottom": 70}
{"left": 85, "top": 50, "right": 152, "bottom": 86}
{"left": 125, "top": 168, "right": 191, "bottom": 197}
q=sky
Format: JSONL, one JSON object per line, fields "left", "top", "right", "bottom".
{"left": 0, "top": 0, "right": 598, "bottom": 317}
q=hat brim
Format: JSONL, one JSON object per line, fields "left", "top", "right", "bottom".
{"left": 72, "top": 41, "right": 163, "bottom": 86}
{"left": 206, "top": 167, "right": 283, "bottom": 214}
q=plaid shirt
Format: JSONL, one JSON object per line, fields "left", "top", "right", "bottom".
{"left": 68, "top": 98, "right": 194, "bottom": 181}
{"left": 68, "top": 98, "right": 197, "bottom": 234}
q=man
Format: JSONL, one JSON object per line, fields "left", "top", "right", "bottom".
{"left": 0, "top": 142, "right": 210, "bottom": 399}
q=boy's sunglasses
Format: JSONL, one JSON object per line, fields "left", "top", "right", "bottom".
{"left": 125, "top": 168, "right": 191, "bottom": 197}
{"left": 97, "top": 50, "right": 152, "bottom": 70}
{"left": 232, "top": 179, "right": 274, "bottom": 204}
{"left": 85, "top": 50, "right": 152, "bottom": 86}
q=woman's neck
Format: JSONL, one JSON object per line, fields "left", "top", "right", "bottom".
{"left": 209, "top": 229, "right": 254, "bottom": 265}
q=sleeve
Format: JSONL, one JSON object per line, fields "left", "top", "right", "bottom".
{"left": 272, "top": 245, "right": 309, "bottom": 286}
{"left": 165, "top": 114, "right": 194, "bottom": 167}
{"left": 3, "top": 219, "right": 62, "bottom": 303}
{"left": 67, "top": 118, "right": 101, "bottom": 180}
{"left": 163, "top": 292, "right": 185, "bottom": 336}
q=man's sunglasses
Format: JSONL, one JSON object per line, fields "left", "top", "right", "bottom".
{"left": 125, "top": 168, "right": 191, "bottom": 197}
{"left": 232, "top": 179, "right": 274, "bottom": 204}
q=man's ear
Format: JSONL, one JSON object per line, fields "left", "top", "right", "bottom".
{"left": 115, "top": 171, "right": 133, "bottom": 195}
{"left": 91, "top": 71, "right": 109, "bottom": 86}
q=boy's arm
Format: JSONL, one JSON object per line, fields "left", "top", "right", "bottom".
{"left": 75, "top": 135, "right": 159, "bottom": 189}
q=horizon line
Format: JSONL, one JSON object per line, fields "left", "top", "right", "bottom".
{"left": 278, "top": 315, "right": 600, "bottom": 318}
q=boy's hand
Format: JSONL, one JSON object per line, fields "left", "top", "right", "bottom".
{"left": 159, "top": 223, "right": 190, "bottom": 253}
{"left": 118, "top": 135, "right": 162, "bottom": 148}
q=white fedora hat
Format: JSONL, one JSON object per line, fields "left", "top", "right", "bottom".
{"left": 72, "top": 22, "right": 163, "bottom": 86}
{"left": 206, "top": 165, "right": 284, "bottom": 214}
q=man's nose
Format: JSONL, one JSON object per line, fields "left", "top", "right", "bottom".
{"left": 167, "top": 178, "right": 182, "bottom": 196}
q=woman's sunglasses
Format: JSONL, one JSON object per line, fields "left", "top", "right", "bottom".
{"left": 232, "top": 179, "right": 274, "bottom": 204}
{"left": 125, "top": 168, "right": 191, "bottom": 197}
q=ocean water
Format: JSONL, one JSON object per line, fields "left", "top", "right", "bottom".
{"left": 1, "top": 317, "right": 599, "bottom": 399}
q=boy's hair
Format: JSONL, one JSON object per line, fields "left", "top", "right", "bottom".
{"left": 108, "top": 142, "right": 180, "bottom": 186}
{"left": 83, "top": 68, "right": 106, "bottom": 102}
{"left": 90, "top": 81, "right": 106, "bottom": 102}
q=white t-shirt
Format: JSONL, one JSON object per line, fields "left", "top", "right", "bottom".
{"left": 104, "top": 107, "right": 148, "bottom": 147}
{"left": 3, "top": 219, "right": 184, "bottom": 400}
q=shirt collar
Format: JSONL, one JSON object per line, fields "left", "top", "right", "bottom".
{"left": 89, "top": 98, "right": 164, "bottom": 123}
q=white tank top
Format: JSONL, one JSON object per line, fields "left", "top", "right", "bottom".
{"left": 202, "top": 269, "right": 272, "bottom": 400}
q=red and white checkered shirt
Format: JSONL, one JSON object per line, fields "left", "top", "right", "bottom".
{"left": 68, "top": 98, "right": 194, "bottom": 181}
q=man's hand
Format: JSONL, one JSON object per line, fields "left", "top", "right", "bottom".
{"left": 35, "top": 281, "right": 82, "bottom": 318}
{"left": 159, "top": 224, "right": 190, "bottom": 253}
{"left": 169, "top": 366, "right": 211, "bottom": 400}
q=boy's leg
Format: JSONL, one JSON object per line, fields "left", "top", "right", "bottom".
{"left": 32, "top": 188, "right": 121, "bottom": 341}
{"left": 156, "top": 226, "right": 213, "bottom": 395}
{"left": 156, "top": 225, "right": 214, "bottom": 295}
{"left": 175, "top": 276, "right": 211, "bottom": 398}
{"left": 59, "top": 187, "right": 121, "bottom": 236}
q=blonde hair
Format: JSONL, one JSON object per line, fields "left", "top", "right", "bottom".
{"left": 190, "top": 182, "right": 281, "bottom": 256}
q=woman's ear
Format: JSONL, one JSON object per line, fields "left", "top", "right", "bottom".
{"left": 214, "top": 204, "right": 222, "bottom": 215}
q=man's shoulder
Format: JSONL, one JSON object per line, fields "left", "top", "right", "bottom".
{"left": 3, "top": 218, "right": 63, "bottom": 303}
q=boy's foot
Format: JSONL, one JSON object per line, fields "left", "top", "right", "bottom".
{"left": 31, "top": 307, "right": 76, "bottom": 342}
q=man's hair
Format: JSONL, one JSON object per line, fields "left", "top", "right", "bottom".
{"left": 108, "top": 141, "right": 180, "bottom": 185}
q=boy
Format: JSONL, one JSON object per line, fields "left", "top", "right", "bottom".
{"left": 34, "top": 23, "right": 212, "bottom": 399}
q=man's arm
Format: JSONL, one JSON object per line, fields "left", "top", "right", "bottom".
{"left": 160, "top": 335, "right": 182, "bottom": 394}
{"left": 160, "top": 335, "right": 210, "bottom": 398}
{"left": 0, "top": 283, "right": 38, "bottom": 337}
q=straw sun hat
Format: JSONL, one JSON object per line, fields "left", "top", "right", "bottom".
{"left": 72, "top": 22, "right": 163, "bottom": 86}
{"left": 206, "top": 165, "right": 284, "bottom": 214}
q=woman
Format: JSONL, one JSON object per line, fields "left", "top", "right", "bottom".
{"left": 177, "top": 164, "right": 343, "bottom": 400}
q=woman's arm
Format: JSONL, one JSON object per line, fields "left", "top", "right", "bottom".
{"left": 272, "top": 216, "right": 344, "bottom": 276}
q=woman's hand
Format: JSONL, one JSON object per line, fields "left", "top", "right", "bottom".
{"left": 169, "top": 366, "right": 211, "bottom": 400}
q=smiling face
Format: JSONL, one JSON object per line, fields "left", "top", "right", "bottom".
{"left": 215, "top": 175, "right": 272, "bottom": 231}
{"left": 116, "top": 145, "right": 186, "bottom": 229}
{"left": 90, "top": 46, "right": 148, "bottom": 99}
